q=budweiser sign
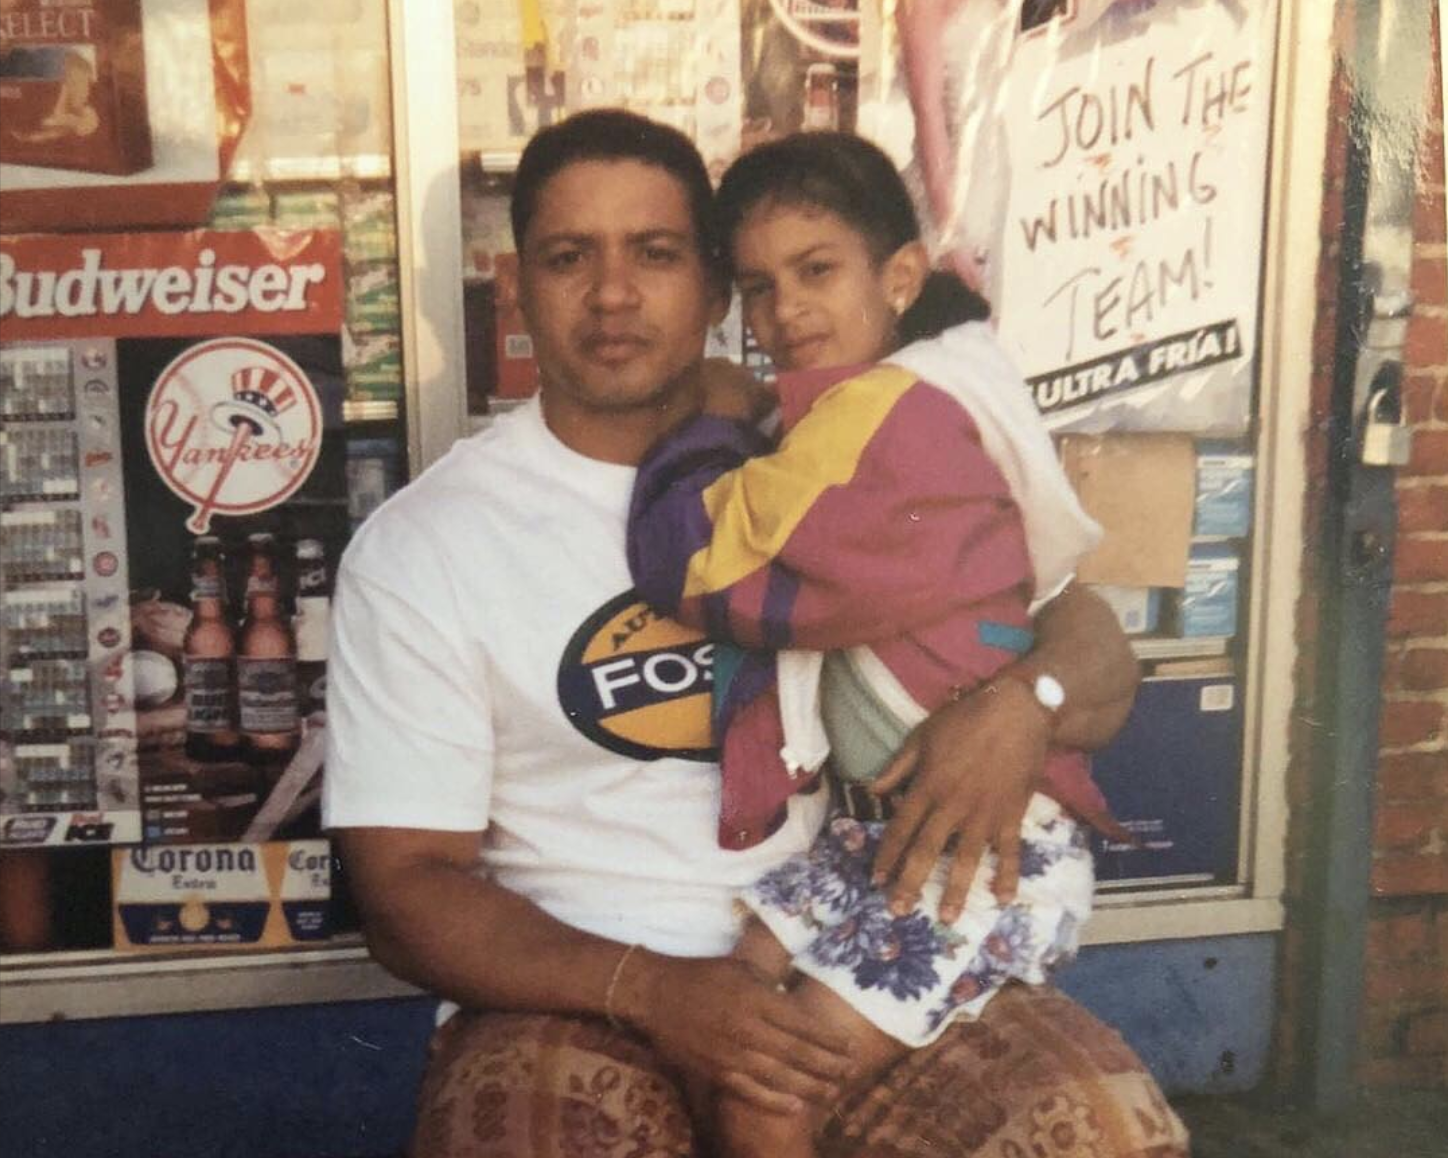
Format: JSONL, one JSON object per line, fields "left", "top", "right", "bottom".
{"left": 0, "top": 231, "right": 343, "bottom": 339}
{"left": 145, "top": 337, "right": 323, "bottom": 533}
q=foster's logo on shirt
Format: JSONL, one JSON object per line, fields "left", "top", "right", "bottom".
{"left": 556, "top": 591, "right": 718, "bottom": 762}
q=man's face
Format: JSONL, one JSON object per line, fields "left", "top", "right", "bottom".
{"left": 518, "top": 159, "right": 725, "bottom": 423}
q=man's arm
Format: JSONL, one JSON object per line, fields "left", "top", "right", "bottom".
{"left": 1008, "top": 581, "right": 1139, "bottom": 749}
{"left": 870, "top": 584, "right": 1138, "bottom": 918}
{"left": 338, "top": 826, "right": 853, "bottom": 1113}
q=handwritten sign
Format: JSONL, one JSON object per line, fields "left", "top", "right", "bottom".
{"left": 919, "top": 0, "right": 1279, "bottom": 434}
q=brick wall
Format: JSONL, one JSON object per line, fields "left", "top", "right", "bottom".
{"left": 1274, "top": 9, "right": 1447, "bottom": 1095}
{"left": 1360, "top": 13, "right": 1448, "bottom": 1089}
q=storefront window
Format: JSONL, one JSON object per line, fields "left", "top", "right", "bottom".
{"left": 448, "top": 0, "right": 1281, "bottom": 894}
{"left": 0, "top": 0, "right": 406, "bottom": 957}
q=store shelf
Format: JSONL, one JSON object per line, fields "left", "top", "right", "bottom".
{"left": 474, "top": 151, "right": 521, "bottom": 176}
{"left": 1083, "top": 892, "right": 1284, "bottom": 946}
{"left": 1130, "top": 636, "right": 1231, "bottom": 661}
{"left": 343, "top": 399, "right": 402, "bottom": 424}
{"left": 0, "top": 888, "right": 1286, "bottom": 1026}
{"left": 0, "top": 938, "right": 420, "bottom": 1025}
{"left": 228, "top": 156, "right": 394, "bottom": 184}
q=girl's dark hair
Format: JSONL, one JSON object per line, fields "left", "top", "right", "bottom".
{"left": 511, "top": 108, "right": 721, "bottom": 285}
{"left": 712, "top": 132, "right": 989, "bottom": 341}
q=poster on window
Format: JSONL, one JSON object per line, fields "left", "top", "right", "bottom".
{"left": 1, "top": 229, "right": 346, "bottom": 847}
{"left": 861, "top": 0, "right": 1279, "bottom": 435}
{"left": 0, "top": 0, "right": 251, "bottom": 233}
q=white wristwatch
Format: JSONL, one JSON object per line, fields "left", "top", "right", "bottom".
{"left": 1031, "top": 673, "right": 1067, "bottom": 713}
{"left": 1004, "top": 670, "right": 1065, "bottom": 714}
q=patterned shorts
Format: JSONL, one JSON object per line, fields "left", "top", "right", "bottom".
{"left": 742, "top": 792, "right": 1094, "bottom": 1047}
{"left": 409, "top": 989, "right": 1192, "bottom": 1158}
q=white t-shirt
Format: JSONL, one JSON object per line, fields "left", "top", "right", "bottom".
{"left": 322, "top": 398, "right": 828, "bottom": 957}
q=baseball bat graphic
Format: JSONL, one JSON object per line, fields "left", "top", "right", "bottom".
{"left": 186, "top": 419, "right": 253, "bottom": 534}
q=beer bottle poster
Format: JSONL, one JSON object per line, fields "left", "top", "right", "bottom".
{"left": 0, "top": 228, "right": 346, "bottom": 848}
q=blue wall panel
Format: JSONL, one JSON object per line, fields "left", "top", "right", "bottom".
{"left": 0, "top": 998, "right": 436, "bottom": 1158}
{"left": 1058, "top": 933, "right": 1279, "bottom": 1094}
{"left": 0, "top": 933, "right": 1278, "bottom": 1156}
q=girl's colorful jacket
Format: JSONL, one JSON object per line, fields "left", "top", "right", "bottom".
{"left": 627, "top": 360, "right": 1119, "bottom": 850}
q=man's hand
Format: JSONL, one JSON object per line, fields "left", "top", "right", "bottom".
{"left": 869, "top": 678, "right": 1050, "bottom": 921}
{"left": 694, "top": 357, "right": 775, "bottom": 424}
{"left": 618, "top": 951, "right": 852, "bottom": 1114}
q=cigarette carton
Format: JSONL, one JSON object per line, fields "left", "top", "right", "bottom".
{"left": 1167, "top": 545, "right": 1241, "bottom": 638}
{"left": 1193, "top": 442, "right": 1254, "bottom": 538}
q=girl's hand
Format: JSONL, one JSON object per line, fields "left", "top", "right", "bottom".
{"left": 868, "top": 678, "right": 1050, "bottom": 922}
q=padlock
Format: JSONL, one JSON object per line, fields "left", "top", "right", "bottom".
{"left": 1361, "top": 387, "right": 1412, "bottom": 467}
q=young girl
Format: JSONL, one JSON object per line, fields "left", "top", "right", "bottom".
{"left": 627, "top": 132, "right": 1118, "bottom": 1157}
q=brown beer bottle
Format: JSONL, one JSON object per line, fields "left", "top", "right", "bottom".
{"left": 237, "top": 533, "right": 300, "bottom": 763}
{"left": 183, "top": 535, "right": 241, "bottom": 761}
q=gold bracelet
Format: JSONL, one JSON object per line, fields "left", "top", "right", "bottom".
{"left": 604, "top": 943, "right": 641, "bottom": 1030}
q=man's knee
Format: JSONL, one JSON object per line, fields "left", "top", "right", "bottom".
{"left": 823, "top": 985, "right": 1190, "bottom": 1157}
{"left": 411, "top": 1011, "right": 696, "bottom": 1158}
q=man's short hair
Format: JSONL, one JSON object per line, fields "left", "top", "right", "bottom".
{"left": 510, "top": 108, "right": 720, "bottom": 277}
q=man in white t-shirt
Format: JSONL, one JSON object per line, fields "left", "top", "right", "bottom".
{"left": 323, "top": 109, "right": 1187, "bottom": 1157}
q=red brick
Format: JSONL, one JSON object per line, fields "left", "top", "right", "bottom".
{"left": 1358, "top": 1004, "right": 1407, "bottom": 1055}
{"left": 1412, "top": 252, "right": 1448, "bottom": 312}
{"left": 1367, "top": 910, "right": 1433, "bottom": 960}
{"left": 1404, "top": 371, "right": 1445, "bottom": 424}
{"left": 1364, "top": 956, "right": 1448, "bottom": 1005}
{"left": 1405, "top": 314, "right": 1448, "bottom": 370}
{"left": 1377, "top": 750, "right": 1448, "bottom": 799}
{"left": 1379, "top": 699, "right": 1446, "bottom": 747}
{"left": 1417, "top": 187, "right": 1447, "bottom": 245}
{"left": 1401, "top": 648, "right": 1448, "bottom": 690}
{"left": 1396, "top": 536, "right": 1448, "bottom": 581}
{"left": 1406, "top": 1010, "right": 1448, "bottom": 1055}
{"left": 1382, "top": 648, "right": 1406, "bottom": 690}
{"left": 1388, "top": 589, "right": 1448, "bottom": 636}
{"left": 1438, "top": 380, "right": 1448, "bottom": 423}
{"left": 1408, "top": 430, "right": 1448, "bottom": 476}
{"left": 1376, "top": 800, "right": 1448, "bottom": 849}
{"left": 1373, "top": 853, "right": 1448, "bottom": 897}
{"left": 1358, "top": 1053, "right": 1448, "bottom": 1087}
{"left": 1399, "top": 487, "right": 1448, "bottom": 534}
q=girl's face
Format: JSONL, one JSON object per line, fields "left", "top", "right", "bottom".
{"left": 731, "top": 201, "right": 924, "bottom": 372}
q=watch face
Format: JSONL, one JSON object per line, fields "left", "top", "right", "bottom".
{"left": 1035, "top": 674, "right": 1067, "bottom": 712}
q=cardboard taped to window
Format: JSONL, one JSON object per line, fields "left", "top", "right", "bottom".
{"left": 0, "top": 0, "right": 251, "bottom": 232}
{"left": 1059, "top": 432, "right": 1195, "bottom": 588}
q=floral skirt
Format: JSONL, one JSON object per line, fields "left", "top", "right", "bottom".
{"left": 742, "top": 792, "right": 1093, "bottom": 1047}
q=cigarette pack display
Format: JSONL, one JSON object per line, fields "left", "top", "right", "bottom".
{"left": 208, "top": 187, "right": 273, "bottom": 231}
{"left": 1193, "top": 442, "right": 1254, "bottom": 538}
{"left": 0, "top": 0, "right": 154, "bottom": 176}
{"left": 344, "top": 264, "right": 400, "bottom": 334}
{"left": 341, "top": 188, "right": 396, "bottom": 264}
{"left": 342, "top": 327, "right": 402, "bottom": 401}
{"left": 1, "top": 340, "right": 141, "bottom": 848}
{"left": 272, "top": 188, "right": 340, "bottom": 230}
{"left": 112, "top": 838, "right": 331, "bottom": 950}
